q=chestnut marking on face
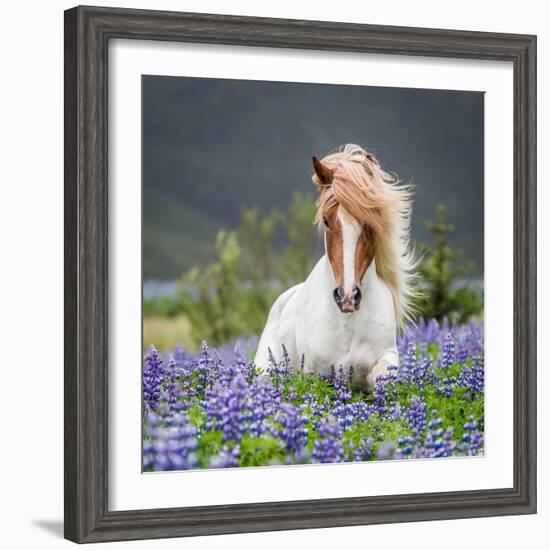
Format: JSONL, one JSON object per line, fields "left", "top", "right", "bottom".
{"left": 323, "top": 204, "right": 343, "bottom": 288}
{"left": 325, "top": 208, "right": 376, "bottom": 313}
{"left": 312, "top": 154, "right": 376, "bottom": 313}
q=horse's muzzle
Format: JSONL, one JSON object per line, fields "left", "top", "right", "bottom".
{"left": 333, "top": 284, "right": 362, "bottom": 313}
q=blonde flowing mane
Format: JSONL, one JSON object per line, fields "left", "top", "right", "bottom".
{"left": 312, "top": 144, "right": 417, "bottom": 328}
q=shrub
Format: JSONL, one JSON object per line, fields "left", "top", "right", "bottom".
{"left": 414, "top": 205, "right": 483, "bottom": 323}
{"left": 176, "top": 193, "right": 318, "bottom": 347}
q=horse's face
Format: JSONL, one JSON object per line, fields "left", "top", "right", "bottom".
{"left": 313, "top": 156, "right": 376, "bottom": 313}
{"left": 323, "top": 205, "right": 375, "bottom": 313}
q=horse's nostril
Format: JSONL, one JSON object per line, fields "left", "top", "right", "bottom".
{"left": 353, "top": 285, "right": 362, "bottom": 306}
{"left": 333, "top": 287, "right": 344, "bottom": 306}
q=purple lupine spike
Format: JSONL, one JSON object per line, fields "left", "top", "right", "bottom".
{"left": 395, "top": 433, "right": 419, "bottom": 459}
{"left": 436, "top": 375, "right": 458, "bottom": 398}
{"left": 405, "top": 395, "right": 428, "bottom": 433}
{"left": 399, "top": 342, "right": 417, "bottom": 383}
{"left": 143, "top": 411, "right": 198, "bottom": 471}
{"left": 143, "top": 345, "right": 165, "bottom": 413}
{"left": 196, "top": 341, "right": 214, "bottom": 393}
{"left": 459, "top": 416, "right": 484, "bottom": 456}
{"left": 376, "top": 440, "right": 396, "bottom": 460}
{"left": 248, "top": 376, "right": 281, "bottom": 437}
{"left": 273, "top": 403, "right": 309, "bottom": 456}
{"left": 312, "top": 419, "right": 344, "bottom": 463}
{"left": 425, "top": 318, "right": 440, "bottom": 344}
{"left": 209, "top": 445, "right": 241, "bottom": 468}
{"left": 280, "top": 344, "right": 292, "bottom": 382}
{"left": 439, "top": 333, "right": 455, "bottom": 369}
{"left": 459, "top": 355, "right": 484, "bottom": 400}
{"left": 205, "top": 374, "right": 252, "bottom": 443}
{"left": 370, "top": 372, "right": 398, "bottom": 415}
{"left": 352, "top": 437, "right": 374, "bottom": 462}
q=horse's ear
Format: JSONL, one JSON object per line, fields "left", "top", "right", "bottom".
{"left": 312, "top": 156, "right": 334, "bottom": 189}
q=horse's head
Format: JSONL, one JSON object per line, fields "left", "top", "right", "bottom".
{"left": 312, "top": 144, "right": 415, "bottom": 325}
{"left": 312, "top": 150, "right": 378, "bottom": 313}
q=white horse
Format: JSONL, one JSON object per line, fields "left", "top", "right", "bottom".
{"left": 255, "top": 144, "right": 417, "bottom": 389}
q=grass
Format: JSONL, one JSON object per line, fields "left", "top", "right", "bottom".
{"left": 143, "top": 314, "right": 194, "bottom": 352}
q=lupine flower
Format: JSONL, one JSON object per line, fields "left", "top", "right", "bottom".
{"left": 196, "top": 341, "right": 214, "bottom": 393}
{"left": 312, "top": 420, "right": 344, "bottom": 463}
{"left": 143, "top": 346, "right": 165, "bottom": 412}
{"left": 405, "top": 395, "right": 428, "bottom": 433}
{"left": 398, "top": 343, "right": 417, "bottom": 383}
{"left": 459, "top": 416, "right": 484, "bottom": 456}
{"left": 439, "top": 333, "right": 456, "bottom": 369}
{"left": 273, "top": 403, "right": 309, "bottom": 455}
{"left": 395, "top": 434, "right": 419, "bottom": 458}
{"left": 370, "top": 372, "right": 398, "bottom": 415}
{"left": 160, "top": 381, "right": 180, "bottom": 413}
{"left": 331, "top": 366, "right": 357, "bottom": 430}
{"left": 268, "top": 345, "right": 293, "bottom": 386}
{"left": 377, "top": 440, "right": 396, "bottom": 460}
{"left": 459, "top": 356, "right": 484, "bottom": 400}
{"left": 206, "top": 374, "right": 252, "bottom": 442}
{"left": 247, "top": 377, "right": 281, "bottom": 437}
{"left": 352, "top": 437, "right": 374, "bottom": 462}
{"left": 143, "top": 411, "right": 198, "bottom": 471}
{"left": 426, "top": 367, "right": 440, "bottom": 387}
{"left": 398, "top": 345, "right": 431, "bottom": 388}
{"left": 437, "top": 376, "right": 457, "bottom": 398}
{"left": 142, "top": 319, "right": 484, "bottom": 471}
{"left": 210, "top": 445, "right": 241, "bottom": 468}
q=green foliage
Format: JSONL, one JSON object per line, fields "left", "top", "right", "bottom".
{"left": 175, "top": 193, "right": 318, "bottom": 347}
{"left": 238, "top": 204, "right": 281, "bottom": 284}
{"left": 143, "top": 296, "right": 181, "bottom": 318}
{"left": 277, "top": 193, "right": 318, "bottom": 286}
{"left": 414, "top": 205, "right": 483, "bottom": 323}
{"left": 196, "top": 430, "right": 223, "bottom": 468}
{"left": 178, "top": 230, "right": 264, "bottom": 345}
{"left": 239, "top": 435, "right": 287, "bottom": 467}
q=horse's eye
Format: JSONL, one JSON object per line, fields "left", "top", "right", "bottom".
{"left": 323, "top": 217, "right": 329, "bottom": 228}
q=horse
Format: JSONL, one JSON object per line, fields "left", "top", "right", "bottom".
{"left": 255, "top": 144, "right": 417, "bottom": 390}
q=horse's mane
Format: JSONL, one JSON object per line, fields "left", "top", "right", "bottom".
{"left": 312, "top": 144, "right": 418, "bottom": 328}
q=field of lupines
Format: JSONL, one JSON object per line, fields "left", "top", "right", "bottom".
{"left": 143, "top": 318, "right": 484, "bottom": 471}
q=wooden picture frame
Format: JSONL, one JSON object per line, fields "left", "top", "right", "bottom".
{"left": 64, "top": 5, "right": 537, "bottom": 543}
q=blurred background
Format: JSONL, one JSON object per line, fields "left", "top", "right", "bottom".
{"left": 143, "top": 75, "right": 484, "bottom": 351}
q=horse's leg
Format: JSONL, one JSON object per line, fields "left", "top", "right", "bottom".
{"left": 365, "top": 351, "right": 399, "bottom": 389}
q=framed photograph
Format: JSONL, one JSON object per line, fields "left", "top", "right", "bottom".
{"left": 64, "top": 5, "right": 537, "bottom": 543}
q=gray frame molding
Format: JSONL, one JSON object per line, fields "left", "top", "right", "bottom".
{"left": 64, "top": 5, "right": 537, "bottom": 543}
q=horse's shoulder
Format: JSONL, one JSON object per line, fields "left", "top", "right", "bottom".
{"left": 265, "top": 283, "right": 301, "bottom": 321}
{"left": 275, "top": 283, "right": 303, "bottom": 309}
